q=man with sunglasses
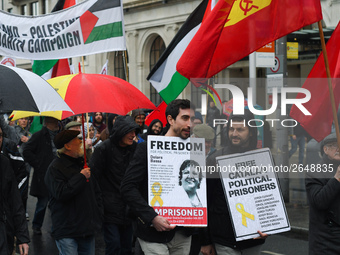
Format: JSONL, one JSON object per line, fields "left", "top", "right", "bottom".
{"left": 306, "top": 133, "right": 340, "bottom": 255}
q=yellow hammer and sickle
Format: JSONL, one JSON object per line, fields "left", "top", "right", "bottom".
{"left": 236, "top": 203, "right": 255, "bottom": 227}
{"left": 225, "top": 0, "right": 272, "bottom": 27}
{"left": 150, "top": 182, "right": 163, "bottom": 207}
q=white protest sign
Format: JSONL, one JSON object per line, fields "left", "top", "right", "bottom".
{"left": 216, "top": 148, "right": 290, "bottom": 241}
{"left": 148, "top": 135, "right": 207, "bottom": 226}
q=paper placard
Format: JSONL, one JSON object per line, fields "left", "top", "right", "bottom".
{"left": 216, "top": 148, "right": 290, "bottom": 241}
{"left": 148, "top": 136, "right": 207, "bottom": 226}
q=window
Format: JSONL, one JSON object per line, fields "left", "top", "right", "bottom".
{"left": 21, "top": 5, "right": 27, "bottom": 15}
{"left": 114, "top": 51, "right": 127, "bottom": 80}
{"left": 31, "top": 2, "right": 39, "bottom": 16}
{"left": 149, "top": 36, "right": 165, "bottom": 106}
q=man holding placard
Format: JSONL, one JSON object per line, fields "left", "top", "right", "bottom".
{"left": 121, "top": 99, "right": 195, "bottom": 255}
{"left": 202, "top": 109, "right": 268, "bottom": 255}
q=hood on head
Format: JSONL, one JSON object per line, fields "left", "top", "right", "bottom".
{"left": 83, "top": 122, "right": 97, "bottom": 138}
{"left": 226, "top": 108, "right": 258, "bottom": 151}
{"left": 110, "top": 115, "right": 140, "bottom": 144}
{"left": 147, "top": 119, "right": 163, "bottom": 135}
{"left": 131, "top": 109, "right": 146, "bottom": 120}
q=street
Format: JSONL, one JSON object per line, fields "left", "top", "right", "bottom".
{"left": 24, "top": 193, "right": 309, "bottom": 255}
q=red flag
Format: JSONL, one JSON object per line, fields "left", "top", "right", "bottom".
{"left": 145, "top": 101, "right": 168, "bottom": 127}
{"left": 290, "top": 22, "right": 340, "bottom": 142}
{"left": 177, "top": 0, "right": 322, "bottom": 78}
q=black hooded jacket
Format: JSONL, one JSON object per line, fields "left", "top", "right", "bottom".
{"left": 90, "top": 115, "right": 140, "bottom": 225}
{"left": 0, "top": 155, "right": 29, "bottom": 252}
{"left": 203, "top": 109, "right": 265, "bottom": 250}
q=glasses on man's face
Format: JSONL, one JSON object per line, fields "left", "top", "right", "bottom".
{"left": 327, "top": 143, "right": 339, "bottom": 149}
{"left": 0, "top": 133, "right": 3, "bottom": 138}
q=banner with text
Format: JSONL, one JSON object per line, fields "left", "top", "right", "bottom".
{"left": 0, "top": 0, "right": 125, "bottom": 60}
{"left": 216, "top": 148, "right": 290, "bottom": 241}
{"left": 148, "top": 135, "right": 207, "bottom": 226}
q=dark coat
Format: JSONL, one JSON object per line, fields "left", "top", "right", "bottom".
{"left": 203, "top": 110, "right": 265, "bottom": 250}
{"left": 206, "top": 105, "right": 220, "bottom": 127}
{"left": 305, "top": 154, "right": 340, "bottom": 255}
{"left": 121, "top": 142, "right": 192, "bottom": 243}
{"left": 1, "top": 137, "right": 27, "bottom": 184}
{"left": 23, "top": 126, "right": 56, "bottom": 197}
{"left": 90, "top": 115, "right": 139, "bottom": 225}
{"left": 44, "top": 153, "right": 103, "bottom": 240}
{"left": 0, "top": 155, "right": 30, "bottom": 252}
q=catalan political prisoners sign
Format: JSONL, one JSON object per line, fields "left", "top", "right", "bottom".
{"left": 216, "top": 148, "right": 290, "bottom": 241}
{"left": 148, "top": 136, "right": 207, "bottom": 226}
{"left": 0, "top": 0, "right": 125, "bottom": 60}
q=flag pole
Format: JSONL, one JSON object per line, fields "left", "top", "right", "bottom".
{"left": 318, "top": 21, "right": 340, "bottom": 147}
{"left": 123, "top": 50, "right": 129, "bottom": 82}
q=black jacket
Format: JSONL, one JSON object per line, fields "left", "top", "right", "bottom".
{"left": 203, "top": 109, "right": 265, "bottom": 250}
{"left": 0, "top": 155, "right": 30, "bottom": 251}
{"left": 23, "top": 126, "right": 56, "bottom": 197}
{"left": 1, "top": 137, "right": 27, "bottom": 185}
{"left": 45, "top": 153, "right": 103, "bottom": 240}
{"left": 90, "top": 115, "right": 139, "bottom": 225}
{"left": 305, "top": 154, "right": 340, "bottom": 255}
{"left": 121, "top": 142, "right": 192, "bottom": 243}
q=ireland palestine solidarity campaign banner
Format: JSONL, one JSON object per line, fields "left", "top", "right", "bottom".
{"left": 216, "top": 148, "right": 290, "bottom": 241}
{"left": 0, "top": 0, "right": 125, "bottom": 59}
{"left": 148, "top": 136, "right": 207, "bottom": 226}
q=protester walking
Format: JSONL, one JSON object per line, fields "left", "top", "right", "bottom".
{"left": 90, "top": 115, "right": 140, "bottom": 255}
{"left": 45, "top": 130, "right": 103, "bottom": 255}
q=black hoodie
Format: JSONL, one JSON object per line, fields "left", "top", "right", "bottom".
{"left": 203, "top": 109, "right": 264, "bottom": 250}
{"left": 90, "top": 115, "right": 140, "bottom": 224}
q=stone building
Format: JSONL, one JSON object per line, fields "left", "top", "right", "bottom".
{"left": 1, "top": 0, "right": 339, "bottom": 109}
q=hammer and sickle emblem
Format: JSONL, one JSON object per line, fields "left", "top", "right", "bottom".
{"left": 151, "top": 182, "right": 163, "bottom": 207}
{"left": 236, "top": 203, "right": 255, "bottom": 227}
{"left": 239, "top": 0, "right": 259, "bottom": 16}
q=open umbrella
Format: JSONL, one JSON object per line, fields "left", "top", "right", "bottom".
{"left": 0, "top": 64, "right": 72, "bottom": 114}
{"left": 9, "top": 72, "right": 156, "bottom": 168}
{"left": 10, "top": 73, "right": 156, "bottom": 120}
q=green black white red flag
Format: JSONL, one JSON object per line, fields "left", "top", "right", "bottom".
{"left": 147, "top": 0, "right": 210, "bottom": 104}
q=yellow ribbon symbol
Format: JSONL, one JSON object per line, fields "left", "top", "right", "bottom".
{"left": 236, "top": 203, "right": 255, "bottom": 227}
{"left": 151, "top": 182, "right": 163, "bottom": 207}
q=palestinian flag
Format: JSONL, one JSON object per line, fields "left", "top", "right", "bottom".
{"left": 147, "top": 0, "right": 209, "bottom": 104}
{"left": 80, "top": 0, "right": 124, "bottom": 45}
{"left": 32, "top": 0, "right": 75, "bottom": 77}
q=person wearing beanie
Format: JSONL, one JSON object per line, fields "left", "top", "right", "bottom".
{"left": 44, "top": 130, "right": 103, "bottom": 255}
{"left": 305, "top": 132, "right": 340, "bottom": 255}
{"left": 201, "top": 109, "right": 267, "bottom": 255}
{"left": 89, "top": 115, "right": 140, "bottom": 255}
{"left": 192, "top": 124, "right": 216, "bottom": 159}
{"left": 131, "top": 109, "right": 148, "bottom": 134}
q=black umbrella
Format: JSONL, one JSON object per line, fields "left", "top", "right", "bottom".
{"left": 0, "top": 64, "right": 72, "bottom": 113}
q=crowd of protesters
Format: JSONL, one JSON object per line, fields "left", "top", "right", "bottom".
{"left": 1, "top": 99, "right": 339, "bottom": 255}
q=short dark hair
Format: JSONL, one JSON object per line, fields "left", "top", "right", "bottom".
{"left": 178, "top": 159, "right": 202, "bottom": 188}
{"left": 165, "top": 99, "right": 195, "bottom": 121}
